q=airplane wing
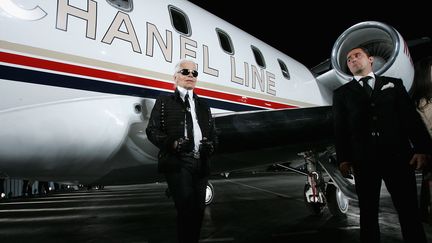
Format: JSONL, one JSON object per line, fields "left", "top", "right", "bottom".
{"left": 211, "top": 105, "right": 358, "bottom": 202}
{"left": 211, "top": 106, "right": 333, "bottom": 172}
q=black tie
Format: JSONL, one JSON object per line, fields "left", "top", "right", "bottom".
{"left": 359, "top": 76, "right": 373, "bottom": 97}
{"left": 184, "top": 93, "right": 194, "bottom": 146}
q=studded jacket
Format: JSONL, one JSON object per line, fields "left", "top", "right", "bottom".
{"left": 146, "top": 89, "right": 217, "bottom": 174}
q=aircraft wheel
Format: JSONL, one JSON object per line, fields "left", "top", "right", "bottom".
{"left": 165, "top": 182, "right": 214, "bottom": 205}
{"left": 326, "top": 183, "right": 349, "bottom": 217}
{"left": 205, "top": 182, "right": 214, "bottom": 205}
{"left": 303, "top": 183, "right": 325, "bottom": 216}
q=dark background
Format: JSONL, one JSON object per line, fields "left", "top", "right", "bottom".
{"left": 188, "top": 1, "right": 432, "bottom": 69}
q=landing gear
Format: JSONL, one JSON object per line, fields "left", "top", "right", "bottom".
{"left": 301, "top": 151, "right": 326, "bottom": 215}
{"left": 303, "top": 182, "right": 326, "bottom": 215}
{"left": 326, "top": 183, "right": 349, "bottom": 217}
{"left": 205, "top": 182, "right": 214, "bottom": 205}
{"left": 300, "top": 149, "right": 351, "bottom": 217}
{"left": 301, "top": 150, "right": 326, "bottom": 215}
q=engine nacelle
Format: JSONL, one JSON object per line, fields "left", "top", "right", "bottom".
{"left": 331, "top": 21, "right": 414, "bottom": 90}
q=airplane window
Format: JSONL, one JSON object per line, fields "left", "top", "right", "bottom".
{"left": 277, "top": 59, "right": 291, "bottom": 79}
{"left": 168, "top": 5, "right": 191, "bottom": 36}
{"left": 106, "top": 0, "right": 133, "bottom": 12}
{"left": 216, "top": 28, "right": 234, "bottom": 54}
{"left": 251, "top": 45, "right": 266, "bottom": 68}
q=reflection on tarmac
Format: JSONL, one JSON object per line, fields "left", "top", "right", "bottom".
{"left": 0, "top": 172, "right": 431, "bottom": 243}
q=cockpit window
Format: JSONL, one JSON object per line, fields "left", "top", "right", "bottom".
{"left": 277, "top": 59, "right": 290, "bottom": 80}
{"left": 168, "top": 5, "right": 191, "bottom": 36}
{"left": 106, "top": 0, "right": 133, "bottom": 12}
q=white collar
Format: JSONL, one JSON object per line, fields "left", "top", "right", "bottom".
{"left": 354, "top": 72, "right": 375, "bottom": 82}
{"left": 177, "top": 86, "right": 193, "bottom": 100}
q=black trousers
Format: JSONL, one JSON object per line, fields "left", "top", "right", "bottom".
{"left": 165, "top": 157, "right": 208, "bottom": 243}
{"left": 354, "top": 154, "right": 427, "bottom": 243}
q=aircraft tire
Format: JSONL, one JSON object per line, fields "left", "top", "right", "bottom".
{"left": 326, "top": 183, "right": 349, "bottom": 217}
{"left": 205, "top": 182, "right": 214, "bottom": 205}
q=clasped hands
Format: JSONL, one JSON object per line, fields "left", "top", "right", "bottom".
{"left": 172, "top": 137, "right": 214, "bottom": 157}
{"left": 173, "top": 137, "right": 193, "bottom": 153}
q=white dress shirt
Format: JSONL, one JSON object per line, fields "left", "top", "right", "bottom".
{"left": 177, "top": 86, "right": 203, "bottom": 152}
{"left": 354, "top": 72, "right": 375, "bottom": 89}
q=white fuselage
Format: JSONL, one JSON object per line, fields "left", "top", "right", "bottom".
{"left": 0, "top": 0, "right": 369, "bottom": 184}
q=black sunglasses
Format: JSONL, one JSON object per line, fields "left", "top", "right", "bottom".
{"left": 177, "top": 69, "right": 198, "bottom": 77}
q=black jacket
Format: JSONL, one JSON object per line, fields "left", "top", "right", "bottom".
{"left": 146, "top": 89, "right": 217, "bottom": 174}
{"left": 332, "top": 75, "right": 432, "bottom": 165}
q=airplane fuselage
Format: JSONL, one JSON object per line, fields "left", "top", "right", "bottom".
{"left": 0, "top": 0, "right": 324, "bottom": 184}
{"left": 0, "top": 0, "right": 413, "bottom": 186}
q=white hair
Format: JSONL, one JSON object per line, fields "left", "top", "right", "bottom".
{"left": 174, "top": 58, "right": 197, "bottom": 74}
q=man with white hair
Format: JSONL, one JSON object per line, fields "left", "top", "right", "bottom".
{"left": 146, "top": 59, "right": 217, "bottom": 243}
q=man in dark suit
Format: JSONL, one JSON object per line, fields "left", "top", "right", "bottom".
{"left": 332, "top": 46, "right": 432, "bottom": 243}
{"left": 146, "top": 59, "right": 217, "bottom": 243}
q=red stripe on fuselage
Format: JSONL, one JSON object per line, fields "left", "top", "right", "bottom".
{"left": 0, "top": 51, "right": 296, "bottom": 109}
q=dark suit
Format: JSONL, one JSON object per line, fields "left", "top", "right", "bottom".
{"left": 146, "top": 88, "right": 217, "bottom": 243}
{"left": 333, "top": 75, "right": 432, "bottom": 243}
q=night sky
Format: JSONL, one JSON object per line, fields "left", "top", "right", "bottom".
{"left": 188, "top": 1, "right": 432, "bottom": 69}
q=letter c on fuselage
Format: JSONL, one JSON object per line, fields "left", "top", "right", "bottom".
{"left": 0, "top": 0, "right": 47, "bottom": 20}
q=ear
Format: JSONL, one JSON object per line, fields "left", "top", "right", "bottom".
{"left": 369, "top": 56, "right": 374, "bottom": 63}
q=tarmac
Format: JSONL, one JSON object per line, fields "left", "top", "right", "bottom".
{"left": 0, "top": 171, "right": 431, "bottom": 243}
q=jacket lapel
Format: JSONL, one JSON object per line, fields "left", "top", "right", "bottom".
{"left": 371, "top": 76, "right": 384, "bottom": 98}
{"left": 346, "top": 79, "right": 369, "bottom": 98}
{"left": 346, "top": 75, "right": 386, "bottom": 99}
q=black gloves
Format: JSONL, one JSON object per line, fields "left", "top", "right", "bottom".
{"left": 173, "top": 137, "right": 194, "bottom": 153}
{"left": 173, "top": 137, "right": 215, "bottom": 158}
{"left": 199, "top": 137, "right": 214, "bottom": 158}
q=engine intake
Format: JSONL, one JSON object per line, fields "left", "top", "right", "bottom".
{"left": 331, "top": 21, "right": 414, "bottom": 91}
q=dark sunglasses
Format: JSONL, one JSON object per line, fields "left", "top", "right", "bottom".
{"left": 177, "top": 69, "right": 198, "bottom": 77}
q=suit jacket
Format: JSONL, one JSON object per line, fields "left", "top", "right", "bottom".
{"left": 332, "top": 75, "right": 432, "bottom": 166}
{"left": 146, "top": 89, "right": 218, "bottom": 174}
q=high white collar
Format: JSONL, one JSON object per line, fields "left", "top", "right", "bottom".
{"left": 354, "top": 72, "right": 375, "bottom": 82}
{"left": 177, "top": 86, "right": 193, "bottom": 100}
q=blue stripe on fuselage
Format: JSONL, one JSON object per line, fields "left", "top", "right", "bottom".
{"left": 0, "top": 65, "right": 263, "bottom": 112}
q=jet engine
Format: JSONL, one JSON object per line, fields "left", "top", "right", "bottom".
{"left": 331, "top": 21, "right": 414, "bottom": 91}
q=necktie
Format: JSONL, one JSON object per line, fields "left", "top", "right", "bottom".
{"left": 184, "top": 93, "right": 194, "bottom": 146}
{"left": 359, "top": 76, "right": 373, "bottom": 97}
